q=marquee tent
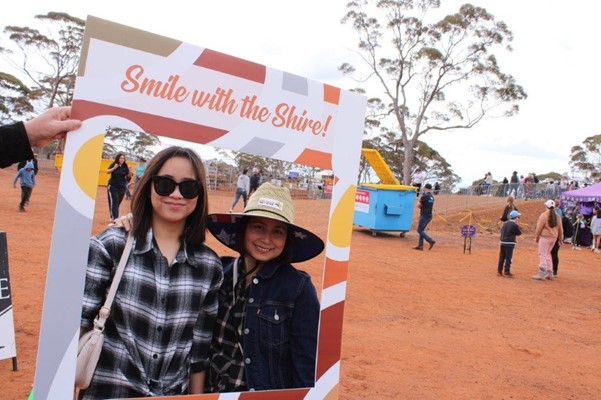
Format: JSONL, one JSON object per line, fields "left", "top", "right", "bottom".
{"left": 560, "top": 182, "right": 601, "bottom": 202}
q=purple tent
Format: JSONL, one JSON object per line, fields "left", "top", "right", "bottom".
{"left": 560, "top": 182, "right": 601, "bottom": 202}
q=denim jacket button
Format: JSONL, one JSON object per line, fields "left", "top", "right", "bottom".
{"left": 252, "top": 277, "right": 259, "bottom": 284}
{"left": 248, "top": 298, "right": 254, "bottom": 303}
{"left": 245, "top": 357, "right": 251, "bottom": 364}
{"left": 244, "top": 328, "right": 249, "bottom": 335}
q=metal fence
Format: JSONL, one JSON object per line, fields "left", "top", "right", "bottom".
{"left": 457, "top": 182, "right": 565, "bottom": 201}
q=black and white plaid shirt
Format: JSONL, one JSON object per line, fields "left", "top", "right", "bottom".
{"left": 206, "top": 258, "right": 249, "bottom": 392}
{"left": 80, "top": 227, "right": 223, "bottom": 399}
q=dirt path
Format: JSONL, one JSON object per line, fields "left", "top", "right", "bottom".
{"left": 0, "top": 166, "right": 599, "bottom": 399}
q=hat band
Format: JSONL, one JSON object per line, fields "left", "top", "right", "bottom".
{"left": 243, "top": 207, "right": 291, "bottom": 223}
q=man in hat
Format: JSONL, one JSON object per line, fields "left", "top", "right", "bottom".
{"left": 413, "top": 183, "right": 436, "bottom": 250}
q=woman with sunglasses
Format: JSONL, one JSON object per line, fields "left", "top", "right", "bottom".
{"left": 79, "top": 146, "right": 223, "bottom": 399}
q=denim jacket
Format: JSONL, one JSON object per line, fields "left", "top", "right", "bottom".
{"left": 219, "top": 256, "right": 319, "bottom": 391}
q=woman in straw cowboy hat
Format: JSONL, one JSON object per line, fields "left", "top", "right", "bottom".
{"left": 205, "top": 182, "right": 324, "bottom": 392}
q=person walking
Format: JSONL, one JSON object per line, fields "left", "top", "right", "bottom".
{"left": 106, "top": 153, "right": 130, "bottom": 221}
{"left": 16, "top": 156, "right": 39, "bottom": 204}
{"left": 13, "top": 160, "right": 36, "bottom": 212}
{"left": 205, "top": 182, "right": 323, "bottom": 392}
{"left": 413, "top": 183, "right": 435, "bottom": 250}
{"left": 498, "top": 210, "right": 522, "bottom": 277}
{"left": 552, "top": 199, "right": 567, "bottom": 276}
{"left": 79, "top": 146, "right": 223, "bottom": 398}
{"left": 229, "top": 168, "right": 250, "bottom": 213}
{"left": 248, "top": 169, "right": 261, "bottom": 196}
{"left": 532, "top": 199, "right": 564, "bottom": 280}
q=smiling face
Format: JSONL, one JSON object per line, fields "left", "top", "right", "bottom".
{"left": 243, "top": 216, "right": 288, "bottom": 263}
{"left": 150, "top": 156, "right": 198, "bottom": 226}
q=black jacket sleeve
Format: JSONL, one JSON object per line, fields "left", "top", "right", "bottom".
{"left": 0, "top": 122, "right": 34, "bottom": 168}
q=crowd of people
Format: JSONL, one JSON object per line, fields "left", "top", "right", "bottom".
{"left": 494, "top": 192, "right": 601, "bottom": 281}
{"left": 473, "top": 171, "right": 583, "bottom": 200}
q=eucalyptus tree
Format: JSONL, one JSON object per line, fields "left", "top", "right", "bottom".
{"left": 1, "top": 12, "right": 162, "bottom": 157}
{"left": 104, "top": 127, "right": 160, "bottom": 161}
{"left": 341, "top": 0, "right": 527, "bottom": 184}
{"left": 0, "top": 12, "right": 84, "bottom": 115}
{"left": 569, "top": 134, "right": 601, "bottom": 180}
{"left": 360, "top": 136, "right": 459, "bottom": 188}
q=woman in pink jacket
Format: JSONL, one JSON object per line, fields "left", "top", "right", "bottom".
{"left": 533, "top": 200, "right": 564, "bottom": 280}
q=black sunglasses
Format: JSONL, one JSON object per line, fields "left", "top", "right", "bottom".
{"left": 152, "top": 175, "right": 202, "bottom": 199}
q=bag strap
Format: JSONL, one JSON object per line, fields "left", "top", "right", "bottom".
{"left": 94, "top": 233, "right": 134, "bottom": 331}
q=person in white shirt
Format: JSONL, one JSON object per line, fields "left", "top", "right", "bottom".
{"left": 411, "top": 169, "right": 426, "bottom": 197}
{"left": 230, "top": 168, "right": 250, "bottom": 213}
{"left": 484, "top": 172, "right": 493, "bottom": 195}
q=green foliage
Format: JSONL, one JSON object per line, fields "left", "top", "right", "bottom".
{"left": 104, "top": 127, "right": 160, "bottom": 161}
{"left": 0, "top": 12, "right": 84, "bottom": 155}
{"left": 360, "top": 135, "right": 460, "bottom": 188}
{"left": 0, "top": 12, "right": 160, "bottom": 157}
{"left": 0, "top": 12, "right": 85, "bottom": 113}
{"left": 341, "top": 0, "right": 527, "bottom": 185}
{"left": 217, "top": 149, "right": 320, "bottom": 181}
{"left": 0, "top": 72, "right": 33, "bottom": 123}
{"left": 569, "top": 134, "right": 601, "bottom": 179}
{"left": 537, "top": 172, "right": 562, "bottom": 183}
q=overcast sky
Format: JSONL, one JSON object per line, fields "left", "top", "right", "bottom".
{"left": 2, "top": 0, "right": 599, "bottom": 187}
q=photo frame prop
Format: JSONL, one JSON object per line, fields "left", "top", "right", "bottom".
{"left": 32, "top": 16, "right": 366, "bottom": 399}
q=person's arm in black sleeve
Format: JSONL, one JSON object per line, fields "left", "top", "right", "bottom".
{"left": 0, "top": 122, "right": 34, "bottom": 168}
{"left": 1, "top": 106, "right": 82, "bottom": 169}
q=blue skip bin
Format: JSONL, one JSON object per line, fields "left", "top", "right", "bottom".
{"left": 354, "top": 149, "right": 416, "bottom": 237}
{"left": 353, "top": 184, "right": 416, "bottom": 237}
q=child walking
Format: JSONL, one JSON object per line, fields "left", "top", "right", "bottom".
{"left": 498, "top": 210, "right": 522, "bottom": 277}
{"left": 13, "top": 160, "right": 36, "bottom": 212}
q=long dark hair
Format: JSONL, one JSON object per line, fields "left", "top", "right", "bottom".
{"left": 547, "top": 207, "right": 558, "bottom": 228}
{"left": 110, "top": 152, "right": 127, "bottom": 168}
{"left": 130, "top": 146, "right": 209, "bottom": 246}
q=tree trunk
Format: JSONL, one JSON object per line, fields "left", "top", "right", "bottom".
{"left": 402, "top": 138, "right": 414, "bottom": 186}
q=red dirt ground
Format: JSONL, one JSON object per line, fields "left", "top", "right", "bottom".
{"left": 1, "top": 165, "right": 600, "bottom": 399}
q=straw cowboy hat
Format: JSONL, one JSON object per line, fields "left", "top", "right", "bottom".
{"left": 207, "top": 182, "right": 325, "bottom": 263}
